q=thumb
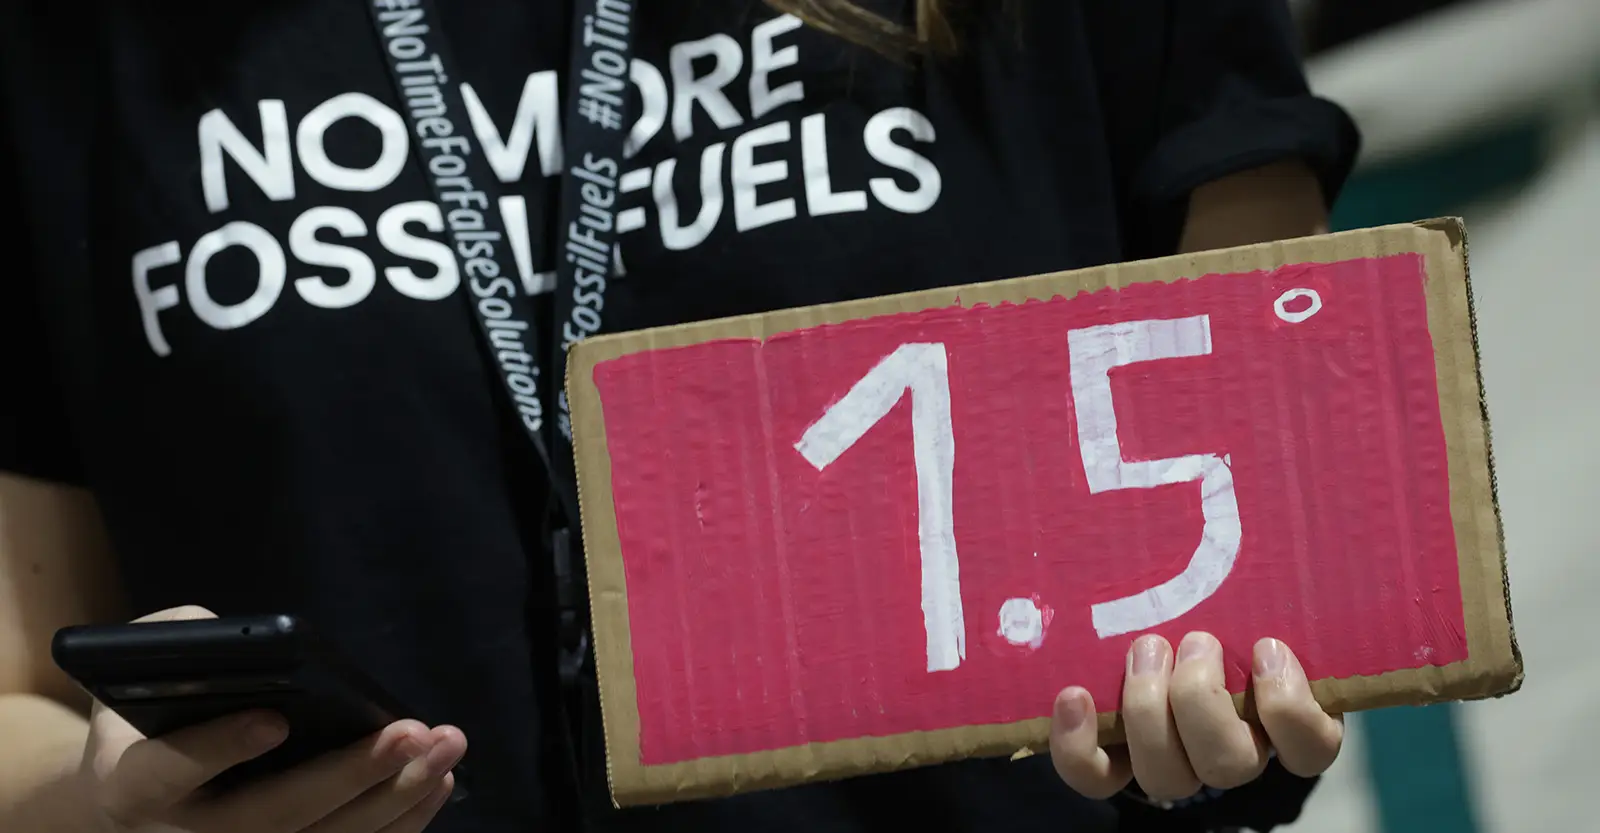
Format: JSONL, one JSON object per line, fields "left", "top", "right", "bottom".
{"left": 86, "top": 605, "right": 270, "bottom": 824}
{"left": 134, "top": 605, "right": 218, "bottom": 623}
{"left": 87, "top": 606, "right": 219, "bottom": 754}
{"left": 84, "top": 607, "right": 220, "bottom": 802}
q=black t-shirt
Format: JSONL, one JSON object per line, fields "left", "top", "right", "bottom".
{"left": 0, "top": 2, "right": 1357, "bottom": 831}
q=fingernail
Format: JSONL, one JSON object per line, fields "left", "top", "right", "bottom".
{"left": 1177, "top": 632, "right": 1218, "bottom": 665}
{"left": 1255, "top": 638, "right": 1289, "bottom": 678}
{"left": 1129, "top": 635, "right": 1167, "bottom": 676}
{"left": 1055, "top": 689, "right": 1089, "bottom": 731}
{"left": 245, "top": 714, "right": 288, "bottom": 748}
{"left": 425, "top": 740, "right": 465, "bottom": 775}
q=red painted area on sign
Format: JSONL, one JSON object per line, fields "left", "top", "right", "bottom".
{"left": 592, "top": 255, "right": 1467, "bottom": 766}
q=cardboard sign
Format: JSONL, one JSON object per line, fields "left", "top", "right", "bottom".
{"left": 567, "top": 219, "right": 1521, "bottom": 806}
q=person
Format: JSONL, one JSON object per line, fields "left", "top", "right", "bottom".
{"left": 0, "top": 1, "right": 1358, "bottom": 831}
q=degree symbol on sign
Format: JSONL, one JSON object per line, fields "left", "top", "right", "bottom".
{"left": 1274, "top": 288, "right": 1323, "bottom": 323}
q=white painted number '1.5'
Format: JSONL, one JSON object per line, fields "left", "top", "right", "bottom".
{"left": 793, "top": 317, "right": 1242, "bottom": 673}
{"left": 795, "top": 344, "right": 965, "bottom": 672}
{"left": 1067, "top": 315, "right": 1241, "bottom": 638}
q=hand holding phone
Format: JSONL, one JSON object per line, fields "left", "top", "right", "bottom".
{"left": 63, "top": 607, "right": 466, "bottom": 833}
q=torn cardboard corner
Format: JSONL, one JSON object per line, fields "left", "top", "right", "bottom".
{"left": 566, "top": 218, "right": 1522, "bottom": 808}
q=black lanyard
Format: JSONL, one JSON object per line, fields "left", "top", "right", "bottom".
{"left": 367, "top": 1, "right": 636, "bottom": 804}
{"left": 365, "top": 0, "right": 634, "bottom": 530}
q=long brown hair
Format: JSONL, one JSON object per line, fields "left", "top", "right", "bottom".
{"left": 761, "top": 0, "right": 960, "bottom": 59}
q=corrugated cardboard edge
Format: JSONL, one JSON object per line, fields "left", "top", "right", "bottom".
{"left": 1421, "top": 216, "right": 1523, "bottom": 697}
{"left": 566, "top": 220, "right": 1523, "bottom": 807}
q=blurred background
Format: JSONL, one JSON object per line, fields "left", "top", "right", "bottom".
{"left": 1284, "top": 0, "right": 1600, "bottom": 831}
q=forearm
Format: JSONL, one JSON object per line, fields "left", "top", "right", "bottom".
{"left": 0, "top": 692, "right": 101, "bottom": 832}
{"left": 1177, "top": 159, "right": 1330, "bottom": 254}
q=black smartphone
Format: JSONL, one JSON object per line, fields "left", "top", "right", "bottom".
{"left": 52, "top": 614, "right": 420, "bottom": 793}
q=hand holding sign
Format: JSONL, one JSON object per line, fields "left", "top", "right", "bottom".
{"left": 568, "top": 221, "right": 1519, "bottom": 806}
{"left": 1051, "top": 633, "right": 1344, "bottom": 802}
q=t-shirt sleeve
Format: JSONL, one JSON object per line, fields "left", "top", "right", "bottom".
{"left": 1098, "top": 0, "right": 1361, "bottom": 258}
{"left": 0, "top": 6, "right": 92, "bottom": 486}
{"left": 0, "top": 260, "right": 87, "bottom": 487}
{"left": 0, "top": 131, "right": 87, "bottom": 486}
